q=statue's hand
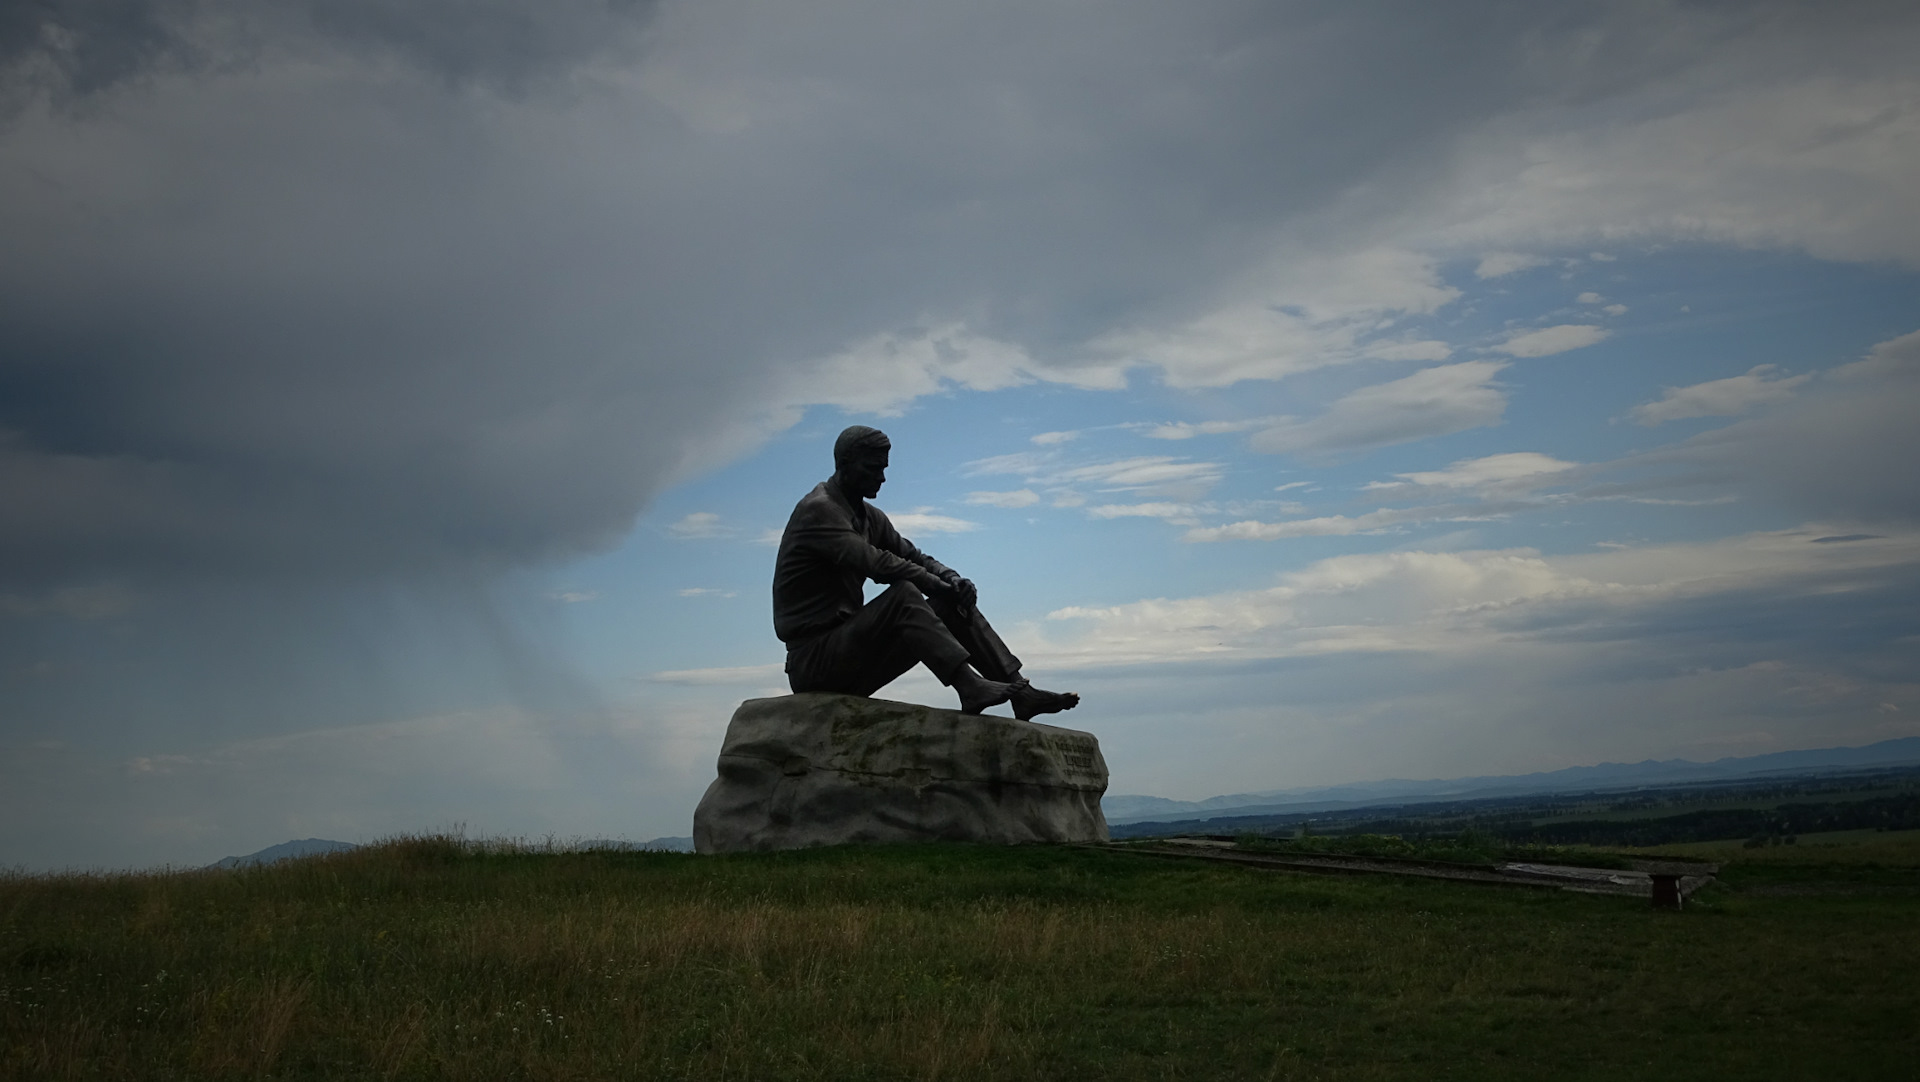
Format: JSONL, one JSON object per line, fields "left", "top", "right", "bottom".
{"left": 950, "top": 576, "right": 978, "bottom": 612}
{"left": 933, "top": 570, "right": 977, "bottom": 614}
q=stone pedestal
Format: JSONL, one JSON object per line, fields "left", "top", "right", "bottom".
{"left": 692, "top": 693, "right": 1109, "bottom": 853}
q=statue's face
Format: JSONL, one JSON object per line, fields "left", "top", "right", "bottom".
{"left": 842, "top": 449, "right": 889, "bottom": 499}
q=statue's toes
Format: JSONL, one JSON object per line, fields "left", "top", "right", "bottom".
{"left": 1012, "top": 685, "right": 1079, "bottom": 720}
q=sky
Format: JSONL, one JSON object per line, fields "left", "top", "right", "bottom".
{"left": 2, "top": 0, "right": 1917, "bottom": 869}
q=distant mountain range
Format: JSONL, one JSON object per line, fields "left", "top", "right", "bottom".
{"left": 1102, "top": 736, "right": 1920, "bottom": 825}
{"left": 208, "top": 837, "right": 358, "bottom": 868}
{"left": 206, "top": 835, "right": 694, "bottom": 868}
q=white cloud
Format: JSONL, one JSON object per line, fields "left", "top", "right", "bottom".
{"left": 676, "top": 587, "right": 737, "bottom": 598}
{"left": 964, "top": 451, "right": 1051, "bottom": 477}
{"left": 968, "top": 451, "right": 1224, "bottom": 498}
{"left": 667, "top": 511, "right": 731, "bottom": 539}
{"left": 1576, "top": 292, "right": 1604, "bottom": 304}
{"left": 1023, "top": 526, "right": 1920, "bottom": 670}
{"left": 1831, "top": 328, "right": 1920, "bottom": 382}
{"left": 1089, "top": 247, "right": 1460, "bottom": 388}
{"left": 782, "top": 325, "right": 1029, "bottom": 417}
{"left": 549, "top": 590, "right": 600, "bottom": 604}
{"left": 1274, "top": 481, "right": 1314, "bottom": 493}
{"left": 1629, "top": 365, "right": 1811, "bottom": 425}
{"left": 127, "top": 753, "right": 208, "bottom": 777}
{"left": 1494, "top": 324, "right": 1610, "bottom": 358}
{"left": 887, "top": 509, "right": 980, "bottom": 535}
{"left": 1250, "top": 361, "right": 1509, "bottom": 454}
{"left": 776, "top": 323, "right": 1131, "bottom": 421}
{"left": 1475, "top": 252, "right": 1546, "bottom": 278}
{"left": 1182, "top": 507, "right": 1445, "bottom": 542}
{"left": 964, "top": 489, "right": 1040, "bottom": 508}
{"left": 1087, "top": 502, "right": 1205, "bottom": 524}
{"left": 1137, "top": 418, "right": 1270, "bottom": 440}
{"left": 1364, "top": 451, "right": 1579, "bottom": 493}
{"left": 1031, "top": 430, "right": 1079, "bottom": 446}
{"left": 1604, "top": 304, "right": 1629, "bottom": 316}
{"left": 1429, "top": 69, "right": 1920, "bottom": 270}
{"left": 1052, "top": 457, "right": 1224, "bottom": 494}
{"left": 648, "top": 663, "right": 787, "bottom": 685}
{"left": 1034, "top": 547, "right": 1599, "bottom": 668}
{"left": 1365, "top": 339, "right": 1455, "bottom": 362}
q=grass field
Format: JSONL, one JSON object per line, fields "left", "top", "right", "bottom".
{"left": 5, "top": 833, "right": 1919, "bottom": 1080}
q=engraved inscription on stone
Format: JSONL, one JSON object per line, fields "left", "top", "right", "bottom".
{"left": 1043, "top": 734, "right": 1100, "bottom": 777}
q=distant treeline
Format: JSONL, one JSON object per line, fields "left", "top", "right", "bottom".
{"left": 1111, "top": 773, "right": 1920, "bottom": 846}
{"left": 1328, "top": 794, "right": 1920, "bottom": 847}
{"left": 1493, "top": 794, "right": 1920, "bottom": 847}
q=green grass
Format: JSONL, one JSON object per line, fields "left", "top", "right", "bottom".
{"left": 5, "top": 833, "right": 1919, "bottom": 1080}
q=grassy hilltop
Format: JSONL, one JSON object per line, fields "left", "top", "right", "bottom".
{"left": 5, "top": 834, "right": 1918, "bottom": 1080}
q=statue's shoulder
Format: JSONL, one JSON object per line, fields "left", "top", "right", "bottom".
{"left": 789, "top": 481, "right": 849, "bottom": 526}
{"left": 793, "top": 480, "right": 832, "bottom": 510}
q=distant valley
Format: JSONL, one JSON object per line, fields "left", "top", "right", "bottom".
{"left": 1104, "top": 737, "right": 1920, "bottom": 825}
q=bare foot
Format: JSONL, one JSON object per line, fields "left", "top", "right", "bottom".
{"left": 953, "top": 669, "right": 1013, "bottom": 715}
{"left": 1010, "top": 683, "right": 1079, "bottom": 721}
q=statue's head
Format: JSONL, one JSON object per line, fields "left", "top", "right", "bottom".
{"left": 833, "top": 425, "right": 891, "bottom": 499}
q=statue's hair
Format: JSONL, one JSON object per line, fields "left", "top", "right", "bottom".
{"left": 833, "top": 425, "right": 892, "bottom": 468}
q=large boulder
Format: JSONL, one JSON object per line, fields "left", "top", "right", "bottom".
{"left": 692, "top": 693, "right": 1109, "bottom": 853}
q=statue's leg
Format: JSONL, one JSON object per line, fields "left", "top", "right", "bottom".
{"left": 925, "top": 593, "right": 1023, "bottom": 683}
{"left": 926, "top": 592, "right": 1078, "bottom": 719}
{"left": 787, "top": 582, "right": 972, "bottom": 697}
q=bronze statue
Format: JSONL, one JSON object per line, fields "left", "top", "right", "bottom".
{"left": 773, "top": 425, "right": 1080, "bottom": 719}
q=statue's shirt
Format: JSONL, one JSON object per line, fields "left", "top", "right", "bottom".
{"left": 772, "top": 479, "right": 953, "bottom": 643}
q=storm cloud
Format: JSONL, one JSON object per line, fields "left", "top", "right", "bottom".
{"left": 6, "top": 1, "right": 1911, "bottom": 589}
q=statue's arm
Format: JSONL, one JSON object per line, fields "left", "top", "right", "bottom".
{"left": 873, "top": 515, "right": 977, "bottom": 611}
{"left": 788, "top": 510, "right": 948, "bottom": 594}
{"left": 868, "top": 509, "right": 960, "bottom": 585}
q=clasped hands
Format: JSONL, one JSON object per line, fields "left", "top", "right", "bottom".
{"left": 937, "top": 571, "right": 978, "bottom": 615}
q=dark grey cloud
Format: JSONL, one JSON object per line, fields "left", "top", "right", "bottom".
{"left": 0, "top": 0, "right": 195, "bottom": 100}
{"left": 1674, "top": 336, "right": 1920, "bottom": 525}
{"left": 1486, "top": 561, "right": 1920, "bottom": 667}
{"left": 301, "top": 0, "right": 656, "bottom": 90}
{"left": 8, "top": 1, "right": 1865, "bottom": 593}
{"left": 1597, "top": 330, "right": 1920, "bottom": 526}
{"left": 0, "top": 0, "right": 656, "bottom": 103}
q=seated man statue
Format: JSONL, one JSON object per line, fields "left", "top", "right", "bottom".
{"left": 774, "top": 425, "right": 1080, "bottom": 719}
